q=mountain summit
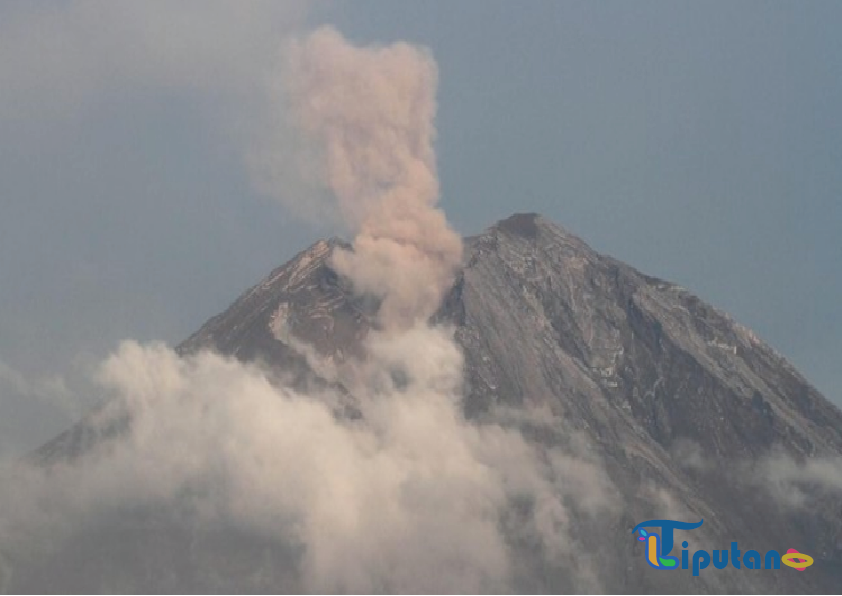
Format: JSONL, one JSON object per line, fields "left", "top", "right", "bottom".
{"left": 25, "top": 214, "right": 842, "bottom": 593}
{"left": 182, "top": 213, "right": 842, "bottom": 457}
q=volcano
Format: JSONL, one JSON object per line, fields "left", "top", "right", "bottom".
{"left": 24, "top": 213, "right": 842, "bottom": 593}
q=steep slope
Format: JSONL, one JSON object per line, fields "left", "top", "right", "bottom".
{"left": 28, "top": 213, "right": 842, "bottom": 593}
{"left": 450, "top": 214, "right": 842, "bottom": 591}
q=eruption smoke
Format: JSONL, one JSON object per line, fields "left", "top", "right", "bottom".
{"left": 0, "top": 26, "right": 618, "bottom": 593}
{"left": 284, "top": 27, "right": 463, "bottom": 330}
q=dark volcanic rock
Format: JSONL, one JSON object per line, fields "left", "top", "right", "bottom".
{"left": 29, "top": 213, "right": 842, "bottom": 593}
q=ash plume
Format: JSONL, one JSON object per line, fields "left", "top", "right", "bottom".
{"left": 284, "top": 27, "right": 463, "bottom": 331}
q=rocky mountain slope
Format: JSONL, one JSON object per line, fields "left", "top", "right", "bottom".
{"left": 28, "top": 213, "right": 842, "bottom": 593}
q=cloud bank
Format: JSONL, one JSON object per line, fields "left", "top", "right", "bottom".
{"left": 0, "top": 333, "right": 614, "bottom": 592}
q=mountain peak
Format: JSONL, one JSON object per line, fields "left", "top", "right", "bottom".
{"left": 494, "top": 212, "right": 542, "bottom": 238}
{"left": 474, "top": 212, "right": 594, "bottom": 259}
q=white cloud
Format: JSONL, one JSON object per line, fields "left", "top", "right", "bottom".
{"left": 0, "top": 331, "right": 616, "bottom": 592}
{"left": 0, "top": 359, "right": 72, "bottom": 411}
{"left": 756, "top": 452, "right": 842, "bottom": 508}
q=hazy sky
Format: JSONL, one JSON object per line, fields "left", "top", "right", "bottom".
{"left": 1, "top": 0, "right": 840, "bottom": 457}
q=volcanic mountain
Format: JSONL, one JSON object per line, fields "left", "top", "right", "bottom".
{"left": 26, "top": 213, "right": 842, "bottom": 593}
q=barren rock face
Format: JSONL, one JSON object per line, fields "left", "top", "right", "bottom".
{"left": 28, "top": 213, "right": 842, "bottom": 593}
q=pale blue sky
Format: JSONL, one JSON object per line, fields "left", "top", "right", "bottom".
{"left": 0, "top": 1, "right": 840, "bottom": 455}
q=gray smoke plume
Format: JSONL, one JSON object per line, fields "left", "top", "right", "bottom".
{"left": 283, "top": 27, "right": 463, "bottom": 331}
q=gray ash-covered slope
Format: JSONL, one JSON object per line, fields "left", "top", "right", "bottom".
{"left": 451, "top": 215, "right": 842, "bottom": 592}
{"left": 178, "top": 237, "right": 363, "bottom": 364}
{"left": 34, "top": 213, "right": 842, "bottom": 592}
